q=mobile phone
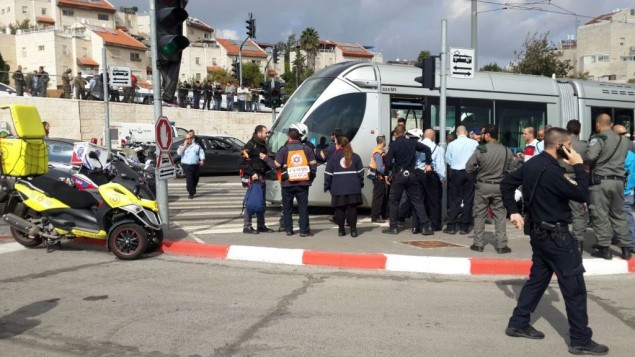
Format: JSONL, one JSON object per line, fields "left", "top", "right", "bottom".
{"left": 556, "top": 144, "right": 569, "bottom": 160}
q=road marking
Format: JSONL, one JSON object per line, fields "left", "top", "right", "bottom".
{"left": 0, "top": 242, "right": 25, "bottom": 255}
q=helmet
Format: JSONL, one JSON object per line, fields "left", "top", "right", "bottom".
{"left": 406, "top": 128, "right": 423, "bottom": 139}
{"left": 289, "top": 123, "right": 309, "bottom": 141}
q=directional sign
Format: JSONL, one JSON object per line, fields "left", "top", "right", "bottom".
{"left": 156, "top": 152, "right": 176, "bottom": 180}
{"left": 155, "top": 116, "right": 173, "bottom": 151}
{"left": 108, "top": 66, "right": 131, "bottom": 87}
{"left": 449, "top": 48, "right": 475, "bottom": 79}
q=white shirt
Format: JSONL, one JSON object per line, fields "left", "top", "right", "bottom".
{"left": 445, "top": 135, "right": 479, "bottom": 170}
{"left": 524, "top": 138, "right": 539, "bottom": 162}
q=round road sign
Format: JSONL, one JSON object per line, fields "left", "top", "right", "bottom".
{"left": 155, "top": 116, "right": 172, "bottom": 151}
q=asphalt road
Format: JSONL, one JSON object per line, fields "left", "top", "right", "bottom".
{"left": 1, "top": 240, "right": 634, "bottom": 357}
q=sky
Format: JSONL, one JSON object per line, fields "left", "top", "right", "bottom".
{"left": 109, "top": 0, "right": 634, "bottom": 67}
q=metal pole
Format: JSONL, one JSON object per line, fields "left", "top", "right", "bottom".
{"left": 150, "top": 0, "right": 169, "bottom": 228}
{"left": 270, "top": 77, "right": 276, "bottom": 125}
{"left": 440, "top": 19, "right": 448, "bottom": 223}
{"left": 471, "top": 0, "right": 478, "bottom": 69}
{"left": 102, "top": 48, "right": 111, "bottom": 150}
{"left": 238, "top": 37, "right": 249, "bottom": 86}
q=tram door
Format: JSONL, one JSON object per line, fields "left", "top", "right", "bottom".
{"left": 389, "top": 96, "right": 425, "bottom": 139}
{"left": 591, "top": 107, "right": 634, "bottom": 137}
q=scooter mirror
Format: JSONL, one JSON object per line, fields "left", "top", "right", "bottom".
{"left": 88, "top": 151, "right": 100, "bottom": 160}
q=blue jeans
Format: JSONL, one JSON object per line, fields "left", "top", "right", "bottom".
{"left": 625, "top": 194, "right": 635, "bottom": 248}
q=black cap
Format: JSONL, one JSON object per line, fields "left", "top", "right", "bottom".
{"left": 397, "top": 118, "right": 406, "bottom": 123}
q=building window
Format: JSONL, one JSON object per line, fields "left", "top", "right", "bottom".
{"left": 62, "top": 9, "right": 74, "bottom": 16}
{"left": 212, "top": 58, "right": 217, "bottom": 65}
{"left": 98, "top": 14, "right": 109, "bottom": 21}
{"left": 196, "top": 73, "right": 201, "bottom": 81}
{"left": 130, "top": 52, "right": 141, "bottom": 62}
{"left": 41, "top": 8, "right": 46, "bottom": 15}
{"left": 62, "top": 45, "right": 69, "bottom": 55}
{"left": 22, "top": 6, "right": 27, "bottom": 14}
{"left": 111, "top": 49, "right": 121, "bottom": 59}
{"left": 204, "top": 33, "right": 210, "bottom": 39}
{"left": 82, "top": 47, "right": 87, "bottom": 57}
{"left": 38, "top": 45, "right": 44, "bottom": 51}
{"left": 598, "top": 55, "right": 610, "bottom": 62}
{"left": 21, "top": 47, "right": 26, "bottom": 57}
{"left": 195, "top": 57, "right": 200, "bottom": 65}
{"left": 7, "top": 6, "right": 10, "bottom": 13}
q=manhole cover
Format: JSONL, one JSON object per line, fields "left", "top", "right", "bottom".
{"left": 401, "top": 240, "right": 464, "bottom": 249}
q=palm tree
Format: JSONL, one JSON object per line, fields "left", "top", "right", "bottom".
{"left": 300, "top": 27, "right": 320, "bottom": 70}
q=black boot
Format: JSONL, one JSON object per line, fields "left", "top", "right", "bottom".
{"left": 592, "top": 246, "right": 612, "bottom": 260}
{"left": 350, "top": 229, "right": 358, "bottom": 238}
{"left": 578, "top": 241, "right": 584, "bottom": 255}
{"left": 622, "top": 247, "right": 632, "bottom": 260}
{"left": 338, "top": 228, "right": 346, "bottom": 237}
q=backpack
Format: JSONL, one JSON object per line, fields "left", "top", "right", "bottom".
{"left": 243, "top": 183, "right": 264, "bottom": 215}
{"left": 284, "top": 143, "right": 310, "bottom": 182}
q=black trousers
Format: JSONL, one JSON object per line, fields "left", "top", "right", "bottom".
{"left": 182, "top": 163, "right": 200, "bottom": 196}
{"left": 203, "top": 95, "right": 212, "bottom": 109}
{"left": 281, "top": 185, "right": 310, "bottom": 233}
{"left": 508, "top": 231, "right": 592, "bottom": 346}
{"left": 447, "top": 169, "right": 475, "bottom": 230}
{"left": 335, "top": 205, "right": 357, "bottom": 230}
{"left": 371, "top": 179, "right": 388, "bottom": 219}
{"left": 424, "top": 172, "right": 443, "bottom": 229}
{"left": 388, "top": 171, "right": 429, "bottom": 229}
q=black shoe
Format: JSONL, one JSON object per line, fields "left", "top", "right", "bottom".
{"left": 422, "top": 226, "right": 434, "bottom": 236}
{"left": 243, "top": 227, "right": 259, "bottom": 234}
{"left": 278, "top": 226, "right": 285, "bottom": 232}
{"left": 505, "top": 325, "right": 545, "bottom": 340}
{"left": 257, "top": 226, "right": 274, "bottom": 233}
{"left": 188, "top": 195, "right": 193, "bottom": 199}
{"left": 412, "top": 227, "right": 422, "bottom": 234}
{"left": 459, "top": 228, "right": 470, "bottom": 235}
{"left": 443, "top": 227, "right": 457, "bottom": 235}
{"left": 496, "top": 246, "right": 512, "bottom": 254}
{"left": 382, "top": 228, "right": 398, "bottom": 235}
{"left": 350, "top": 229, "right": 358, "bottom": 238}
{"left": 286, "top": 231, "right": 295, "bottom": 236}
{"left": 568, "top": 340, "right": 609, "bottom": 355}
{"left": 592, "top": 246, "right": 612, "bottom": 260}
{"left": 470, "top": 244, "right": 484, "bottom": 252}
{"left": 371, "top": 218, "right": 386, "bottom": 223}
{"left": 300, "top": 232, "right": 313, "bottom": 237}
{"left": 622, "top": 247, "right": 632, "bottom": 260}
{"left": 338, "top": 229, "right": 346, "bottom": 237}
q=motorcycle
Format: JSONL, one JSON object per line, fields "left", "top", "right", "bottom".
{"left": 0, "top": 152, "right": 163, "bottom": 260}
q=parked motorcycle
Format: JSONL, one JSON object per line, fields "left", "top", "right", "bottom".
{"left": 0, "top": 152, "right": 163, "bottom": 260}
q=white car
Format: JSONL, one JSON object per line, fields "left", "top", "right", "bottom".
{"left": 0, "top": 82, "right": 31, "bottom": 97}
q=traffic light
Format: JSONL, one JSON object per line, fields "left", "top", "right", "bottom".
{"left": 272, "top": 46, "right": 279, "bottom": 64}
{"left": 155, "top": 0, "right": 190, "bottom": 103}
{"left": 231, "top": 60, "right": 240, "bottom": 80}
{"left": 261, "top": 81, "right": 271, "bottom": 107}
{"left": 270, "top": 82, "right": 283, "bottom": 108}
{"left": 415, "top": 56, "right": 436, "bottom": 90}
{"left": 246, "top": 13, "right": 256, "bottom": 38}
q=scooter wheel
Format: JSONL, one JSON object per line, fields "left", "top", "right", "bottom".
{"left": 11, "top": 227, "right": 43, "bottom": 248}
{"left": 145, "top": 229, "right": 164, "bottom": 253}
{"left": 109, "top": 222, "right": 148, "bottom": 260}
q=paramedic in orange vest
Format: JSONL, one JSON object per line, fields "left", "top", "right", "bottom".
{"left": 368, "top": 135, "right": 388, "bottom": 223}
{"left": 261, "top": 124, "right": 317, "bottom": 237}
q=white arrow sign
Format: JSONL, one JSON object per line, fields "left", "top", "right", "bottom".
{"left": 449, "top": 48, "right": 475, "bottom": 79}
{"left": 156, "top": 152, "right": 176, "bottom": 180}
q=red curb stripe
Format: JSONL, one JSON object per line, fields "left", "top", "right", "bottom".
{"left": 161, "top": 240, "right": 229, "bottom": 259}
{"left": 628, "top": 259, "right": 635, "bottom": 273}
{"left": 302, "top": 251, "right": 387, "bottom": 270}
{"left": 470, "top": 258, "right": 532, "bottom": 275}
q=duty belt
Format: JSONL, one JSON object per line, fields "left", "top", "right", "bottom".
{"left": 531, "top": 221, "right": 569, "bottom": 248}
{"left": 477, "top": 179, "right": 500, "bottom": 185}
{"left": 595, "top": 175, "right": 624, "bottom": 181}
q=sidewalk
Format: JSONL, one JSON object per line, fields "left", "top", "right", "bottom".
{"left": 2, "top": 220, "right": 634, "bottom": 276}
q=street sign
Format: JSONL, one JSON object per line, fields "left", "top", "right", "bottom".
{"left": 155, "top": 116, "right": 173, "bottom": 151}
{"left": 108, "top": 66, "right": 132, "bottom": 87}
{"left": 156, "top": 152, "right": 176, "bottom": 180}
{"left": 449, "top": 48, "right": 475, "bottom": 79}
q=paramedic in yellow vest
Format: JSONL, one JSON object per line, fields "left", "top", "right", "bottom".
{"left": 261, "top": 124, "right": 317, "bottom": 237}
{"left": 369, "top": 135, "right": 387, "bottom": 223}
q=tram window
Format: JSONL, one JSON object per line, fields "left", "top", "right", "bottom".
{"left": 429, "top": 98, "right": 491, "bottom": 135}
{"left": 390, "top": 101, "right": 424, "bottom": 130}
{"left": 303, "top": 92, "right": 366, "bottom": 144}
{"left": 496, "top": 100, "right": 546, "bottom": 152}
{"left": 590, "top": 107, "right": 633, "bottom": 137}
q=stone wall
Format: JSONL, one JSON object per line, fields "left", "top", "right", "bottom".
{"left": 0, "top": 96, "right": 273, "bottom": 143}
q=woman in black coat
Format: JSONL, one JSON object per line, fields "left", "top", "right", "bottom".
{"left": 324, "top": 136, "right": 364, "bottom": 237}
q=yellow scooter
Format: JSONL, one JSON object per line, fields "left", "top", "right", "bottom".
{"left": 1, "top": 155, "right": 162, "bottom": 260}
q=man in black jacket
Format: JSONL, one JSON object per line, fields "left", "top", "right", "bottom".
{"left": 240, "top": 125, "right": 274, "bottom": 234}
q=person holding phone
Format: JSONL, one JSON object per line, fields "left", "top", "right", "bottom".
{"left": 500, "top": 127, "right": 608, "bottom": 356}
{"left": 177, "top": 132, "right": 205, "bottom": 199}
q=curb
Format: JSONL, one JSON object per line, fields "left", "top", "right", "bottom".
{"left": 160, "top": 240, "right": 635, "bottom": 276}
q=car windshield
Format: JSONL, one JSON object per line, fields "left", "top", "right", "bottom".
{"left": 45, "top": 139, "right": 74, "bottom": 164}
{"left": 268, "top": 77, "right": 334, "bottom": 153}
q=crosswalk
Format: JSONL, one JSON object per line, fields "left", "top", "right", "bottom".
{"left": 167, "top": 180, "right": 385, "bottom": 235}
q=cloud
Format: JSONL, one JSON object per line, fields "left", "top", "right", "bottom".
{"left": 216, "top": 29, "right": 239, "bottom": 40}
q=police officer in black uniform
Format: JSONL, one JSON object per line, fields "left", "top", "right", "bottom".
{"left": 500, "top": 127, "right": 608, "bottom": 356}
{"left": 382, "top": 125, "right": 433, "bottom": 235}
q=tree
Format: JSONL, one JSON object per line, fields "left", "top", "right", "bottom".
{"left": 480, "top": 62, "right": 503, "bottom": 72}
{"left": 300, "top": 27, "right": 320, "bottom": 70}
{"left": 509, "top": 32, "right": 572, "bottom": 78}
{"left": 417, "top": 50, "right": 431, "bottom": 62}
{"left": 241, "top": 62, "right": 264, "bottom": 88}
{"left": 0, "top": 52, "right": 10, "bottom": 85}
{"left": 282, "top": 47, "right": 313, "bottom": 96}
{"left": 206, "top": 68, "right": 234, "bottom": 86}
{"left": 628, "top": 78, "right": 635, "bottom": 84}
{"left": 119, "top": 6, "right": 138, "bottom": 14}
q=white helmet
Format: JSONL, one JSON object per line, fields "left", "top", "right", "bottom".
{"left": 407, "top": 128, "right": 423, "bottom": 139}
{"left": 290, "top": 123, "right": 309, "bottom": 141}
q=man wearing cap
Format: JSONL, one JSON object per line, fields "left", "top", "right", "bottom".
{"left": 469, "top": 127, "right": 482, "bottom": 142}
{"left": 466, "top": 124, "right": 516, "bottom": 253}
{"left": 445, "top": 125, "right": 479, "bottom": 234}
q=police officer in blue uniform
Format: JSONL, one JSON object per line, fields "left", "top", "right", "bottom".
{"left": 500, "top": 127, "right": 608, "bottom": 356}
{"left": 382, "top": 125, "right": 433, "bottom": 235}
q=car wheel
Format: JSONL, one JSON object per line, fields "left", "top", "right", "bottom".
{"left": 175, "top": 162, "right": 185, "bottom": 178}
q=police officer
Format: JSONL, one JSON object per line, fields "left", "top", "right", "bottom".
{"left": 240, "top": 125, "right": 274, "bottom": 234}
{"left": 61, "top": 68, "right": 72, "bottom": 99}
{"left": 178, "top": 80, "right": 191, "bottom": 108}
{"left": 501, "top": 127, "right": 608, "bottom": 356}
{"left": 12, "top": 65, "right": 26, "bottom": 96}
{"left": 466, "top": 124, "right": 516, "bottom": 253}
{"left": 382, "top": 125, "right": 433, "bottom": 235}
{"left": 73, "top": 72, "right": 87, "bottom": 100}
{"left": 192, "top": 80, "right": 202, "bottom": 109}
{"left": 584, "top": 113, "right": 631, "bottom": 260}
{"left": 562, "top": 120, "right": 589, "bottom": 253}
{"left": 445, "top": 125, "right": 479, "bottom": 234}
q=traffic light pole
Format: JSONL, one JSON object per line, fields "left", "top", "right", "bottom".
{"left": 270, "top": 77, "right": 276, "bottom": 125}
{"left": 150, "top": 0, "right": 170, "bottom": 228}
{"left": 439, "top": 19, "right": 448, "bottom": 223}
{"left": 238, "top": 36, "right": 249, "bottom": 86}
{"left": 101, "top": 48, "right": 111, "bottom": 150}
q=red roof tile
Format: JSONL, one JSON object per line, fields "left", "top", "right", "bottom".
{"left": 36, "top": 16, "right": 55, "bottom": 24}
{"left": 57, "top": 0, "right": 116, "bottom": 13}
{"left": 87, "top": 25, "right": 147, "bottom": 51}
{"left": 216, "top": 38, "right": 267, "bottom": 58}
{"left": 77, "top": 57, "right": 99, "bottom": 66}
{"left": 206, "top": 65, "right": 224, "bottom": 72}
{"left": 336, "top": 42, "right": 373, "bottom": 59}
{"left": 585, "top": 10, "right": 619, "bottom": 25}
